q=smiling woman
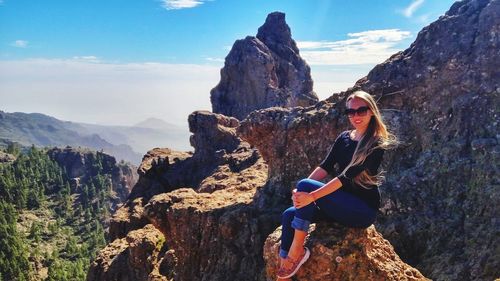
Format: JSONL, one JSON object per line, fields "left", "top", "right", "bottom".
{"left": 277, "top": 90, "right": 398, "bottom": 279}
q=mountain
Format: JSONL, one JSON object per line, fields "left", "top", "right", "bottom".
{"left": 133, "top": 118, "right": 178, "bottom": 130}
{"left": 72, "top": 120, "right": 191, "bottom": 156}
{"left": 0, "top": 111, "right": 193, "bottom": 164}
{"left": 0, "top": 111, "right": 142, "bottom": 164}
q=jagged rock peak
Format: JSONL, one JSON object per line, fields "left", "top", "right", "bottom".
{"left": 210, "top": 12, "right": 318, "bottom": 120}
{"left": 256, "top": 11, "right": 299, "bottom": 54}
{"left": 188, "top": 110, "right": 241, "bottom": 159}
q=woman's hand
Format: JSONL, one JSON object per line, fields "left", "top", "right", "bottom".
{"left": 292, "top": 189, "right": 315, "bottom": 209}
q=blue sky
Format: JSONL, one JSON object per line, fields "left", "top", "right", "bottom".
{"left": 0, "top": 0, "right": 456, "bottom": 128}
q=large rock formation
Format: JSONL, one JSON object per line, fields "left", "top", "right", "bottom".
{"left": 240, "top": 0, "right": 499, "bottom": 280}
{"left": 210, "top": 12, "right": 318, "bottom": 120}
{"left": 90, "top": 111, "right": 273, "bottom": 281}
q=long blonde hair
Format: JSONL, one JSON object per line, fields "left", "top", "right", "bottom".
{"left": 340, "top": 90, "right": 398, "bottom": 188}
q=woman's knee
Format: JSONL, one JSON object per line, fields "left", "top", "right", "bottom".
{"left": 296, "top": 179, "right": 312, "bottom": 192}
{"left": 296, "top": 178, "right": 319, "bottom": 192}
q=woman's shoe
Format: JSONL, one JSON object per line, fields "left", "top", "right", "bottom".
{"left": 277, "top": 247, "right": 310, "bottom": 279}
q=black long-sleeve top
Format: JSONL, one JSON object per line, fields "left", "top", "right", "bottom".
{"left": 319, "top": 130, "right": 385, "bottom": 210}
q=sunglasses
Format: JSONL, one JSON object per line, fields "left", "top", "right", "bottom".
{"left": 344, "top": 106, "right": 370, "bottom": 117}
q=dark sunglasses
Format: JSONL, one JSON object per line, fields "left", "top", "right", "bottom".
{"left": 344, "top": 106, "right": 370, "bottom": 117}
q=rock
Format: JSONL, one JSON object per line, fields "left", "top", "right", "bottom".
{"left": 0, "top": 151, "right": 16, "bottom": 163}
{"left": 263, "top": 223, "right": 429, "bottom": 280}
{"left": 108, "top": 197, "right": 149, "bottom": 241}
{"left": 188, "top": 110, "right": 241, "bottom": 160}
{"left": 108, "top": 111, "right": 265, "bottom": 242}
{"left": 143, "top": 185, "right": 273, "bottom": 281}
{"left": 210, "top": 12, "right": 318, "bottom": 120}
{"left": 138, "top": 133, "right": 271, "bottom": 280}
{"left": 137, "top": 148, "right": 192, "bottom": 177}
{"left": 350, "top": 1, "right": 500, "bottom": 279}
{"left": 87, "top": 224, "right": 171, "bottom": 281}
{"left": 47, "top": 146, "right": 138, "bottom": 209}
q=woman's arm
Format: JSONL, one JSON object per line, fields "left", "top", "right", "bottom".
{"left": 293, "top": 176, "right": 343, "bottom": 208}
{"left": 307, "top": 166, "right": 328, "bottom": 181}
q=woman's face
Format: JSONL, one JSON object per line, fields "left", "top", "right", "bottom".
{"left": 346, "top": 98, "right": 373, "bottom": 130}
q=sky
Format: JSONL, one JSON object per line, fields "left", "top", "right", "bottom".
{"left": 0, "top": 0, "right": 456, "bottom": 128}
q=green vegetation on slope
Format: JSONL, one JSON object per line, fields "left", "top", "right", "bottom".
{"left": 0, "top": 144, "right": 114, "bottom": 280}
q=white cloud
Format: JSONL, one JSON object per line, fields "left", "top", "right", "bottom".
{"left": 0, "top": 58, "right": 220, "bottom": 128}
{"left": 402, "top": 0, "right": 425, "bottom": 18}
{"left": 205, "top": 57, "right": 224, "bottom": 62}
{"left": 72, "top": 56, "right": 100, "bottom": 63}
{"left": 11, "top": 40, "right": 28, "bottom": 48}
{"left": 161, "top": 0, "right": 207, "bottom": 10}
{"left": 297, "top": 29, "right": 411, "bottom": 65}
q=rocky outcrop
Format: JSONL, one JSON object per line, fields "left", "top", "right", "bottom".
{"left": 264, "top": 223, "right": 429, "bottom": 281}
{"left": 108, "top": 111, "right": 248, "bottom": 241}
{"left": 95, "top": 110, "right": 274, "bottom": 281}
{"left": 47, "top": 146, "right": 138, "bottom": 207}
{"left": 240, "top": 0, "right": 499, "bottom": 280}
{"left": 87, "top": 224, "right": 173, "bottom": 281}
{"left": 210, "top": 12, "right": 318, "bottom": 120}
{"left": 0, "top": 151, "right": 16, "bottom": 163}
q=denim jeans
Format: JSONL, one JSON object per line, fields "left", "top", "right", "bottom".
{"left": 279, "top": 178, "right": 376, "bottom": 258}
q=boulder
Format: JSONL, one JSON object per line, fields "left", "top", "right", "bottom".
{"left": 264, "top": 223, "right": 429, "bottom": 281}
{"left": 87, "top": 224, "right": 173, "bottom": 281}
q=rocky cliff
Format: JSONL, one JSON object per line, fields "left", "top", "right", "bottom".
{"left": 210, "top": 12, "right": 318, "bottom": 120}
{"left": 89, "top": 1, "right": 499, "bottom": 280}
{"left": 89, "top": 111, "right": 274, "bottom": 280}
{"left": 48, "top": 146, "right": 138, "bottom": 211}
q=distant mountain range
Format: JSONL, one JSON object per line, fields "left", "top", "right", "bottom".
{"left": 0, "top": 111, "right": 192, "bottom": 164}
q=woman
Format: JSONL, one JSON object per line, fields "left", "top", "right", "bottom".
{"left": 277, "top": 90, "right": 397, "bottom": 279}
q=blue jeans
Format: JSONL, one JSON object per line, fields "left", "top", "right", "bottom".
{"left": 279, "top": 178, "right": 376, "bottom": 258}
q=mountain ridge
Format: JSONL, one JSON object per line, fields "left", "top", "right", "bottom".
{"left": 0, "top": 110, "right": 192, "bottom": 164}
